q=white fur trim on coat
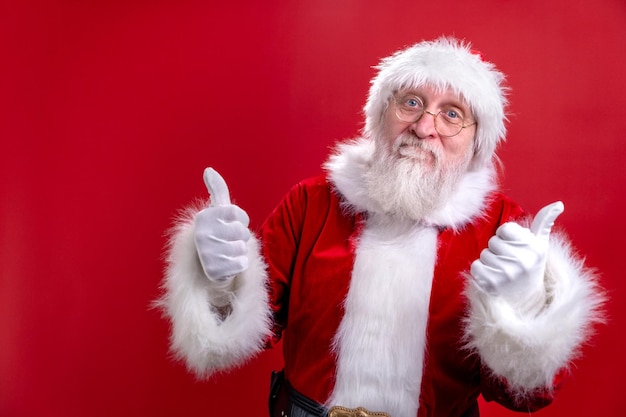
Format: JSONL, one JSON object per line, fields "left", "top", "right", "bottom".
{"left": 156, "top": 203, "right": 273, "bottom": 378}
{"left": 464, "top": 232, "right": 605, "bottom": 397}
{"left": 328, "top": 216, "right": 438, "bottom": 417}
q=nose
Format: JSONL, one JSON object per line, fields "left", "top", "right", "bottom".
{"left": 411, "top": 110, "right": 438, "bottom": 139}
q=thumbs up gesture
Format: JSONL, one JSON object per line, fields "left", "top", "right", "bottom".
{"left": 470, "top": 202, "right": 564, "bottom": 311}
{"left": 194, "top": 168, "right": 251, "bottom": 282}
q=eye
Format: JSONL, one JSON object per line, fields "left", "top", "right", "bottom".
{"left": 445, "top": 109, "right": 459, "bottom": 119}
{"left": 401, "top": 96, "right": 423, "bottom": 110}
{"left": 441, "top": 107, "right": 464, "bottom": 124}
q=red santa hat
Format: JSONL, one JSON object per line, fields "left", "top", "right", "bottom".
{"left": 364, "top": 37, "right": 508, "bottom": 168}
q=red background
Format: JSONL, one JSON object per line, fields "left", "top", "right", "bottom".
{"left": 1, "top": 1, "right": 625, "bottom": 416}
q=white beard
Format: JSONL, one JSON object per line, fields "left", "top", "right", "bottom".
{"left": 364, "top": 132, "right": 473, "bottom": 221}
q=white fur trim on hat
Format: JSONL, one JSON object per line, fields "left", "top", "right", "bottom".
{"left": 364, "top": 37, "right": 508, "bottom": 169}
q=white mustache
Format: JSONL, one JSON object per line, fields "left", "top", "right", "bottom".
{"left": 393, "top": 134, "right": 441, "bottom": 163}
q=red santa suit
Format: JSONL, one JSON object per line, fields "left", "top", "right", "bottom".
{"left": 159, "top": 38, "right": 604, "bottom": 417}
{"left": 160, "top": 138, "right": 603, "bottom": 417}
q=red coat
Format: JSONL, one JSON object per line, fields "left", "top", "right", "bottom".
{"left": 161, "top": 140, "right": 602, "bottom": 416}
{"left": 260, "top": 174, "right": 553, "bottom": 416}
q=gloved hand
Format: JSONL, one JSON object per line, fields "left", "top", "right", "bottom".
{"left": 194, "top": 168, "right": 251, "bottom": 283}
{"left": 470, "top": 201, "right": 564, "bottom": 311}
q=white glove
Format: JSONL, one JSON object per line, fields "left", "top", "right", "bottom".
{"left": 194, "top": 168, "right": 251, "bottom": 283}
{"left": 470, "top": 201, "right": 564, "bottom": 312}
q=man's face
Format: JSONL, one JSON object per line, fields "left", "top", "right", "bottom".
{"left": 364, "top": 84, "right": 478, "bottom": 220}
{"left": 378, "top": 84, "right": 476, "bottom": 171}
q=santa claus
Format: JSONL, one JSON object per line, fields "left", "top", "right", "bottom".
{"left": 157, "top": 37, "right": 604, "bottom": 417}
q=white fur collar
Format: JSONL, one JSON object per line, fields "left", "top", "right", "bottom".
{"left": 323, "top": 138, "right": 498, "bottom": 231}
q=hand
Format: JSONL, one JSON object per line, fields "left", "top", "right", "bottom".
{"left": 194, "top": 168, "right": 251, "bottom": 282}
{"left": 470, "top": 202, "right": 564, "bottom": 307}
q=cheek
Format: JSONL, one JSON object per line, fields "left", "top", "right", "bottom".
{"left": 443, "top": 138, "right": 474, "bottom": 163}
{"left": 381, "top": 109, "right": 407, "bottom": 138}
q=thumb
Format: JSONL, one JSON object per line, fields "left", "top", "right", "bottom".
{"left": 203, "top": 167, "right": 231, "bottom": 207}
{"left": 530, "top": 201, "right": 564, "bottom": 240}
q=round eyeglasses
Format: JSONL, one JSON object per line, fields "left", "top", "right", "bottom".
{"left": 394, "top": 94, "right": 476, "bottom": 137}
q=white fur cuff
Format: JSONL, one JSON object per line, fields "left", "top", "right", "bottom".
{"left": 156, "top": 206, "right": 273, "bottom": 378}
{"left": 464, "top": 232, "right": 605, "bottom": 395}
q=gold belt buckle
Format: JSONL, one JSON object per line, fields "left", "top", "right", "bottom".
{"left": 328, "top": 406, "right": 390, "bottom": 417}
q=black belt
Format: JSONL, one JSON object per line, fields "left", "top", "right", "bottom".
{"left": 269, "top": 370, "right": 328, "bottom": 417}
{"left": 269, "top": 370, "right": 480, "bottom": 417}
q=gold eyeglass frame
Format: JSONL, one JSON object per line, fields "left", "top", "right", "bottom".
{"left": 393, "top": 95, "right": 477, "bottom": 137}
